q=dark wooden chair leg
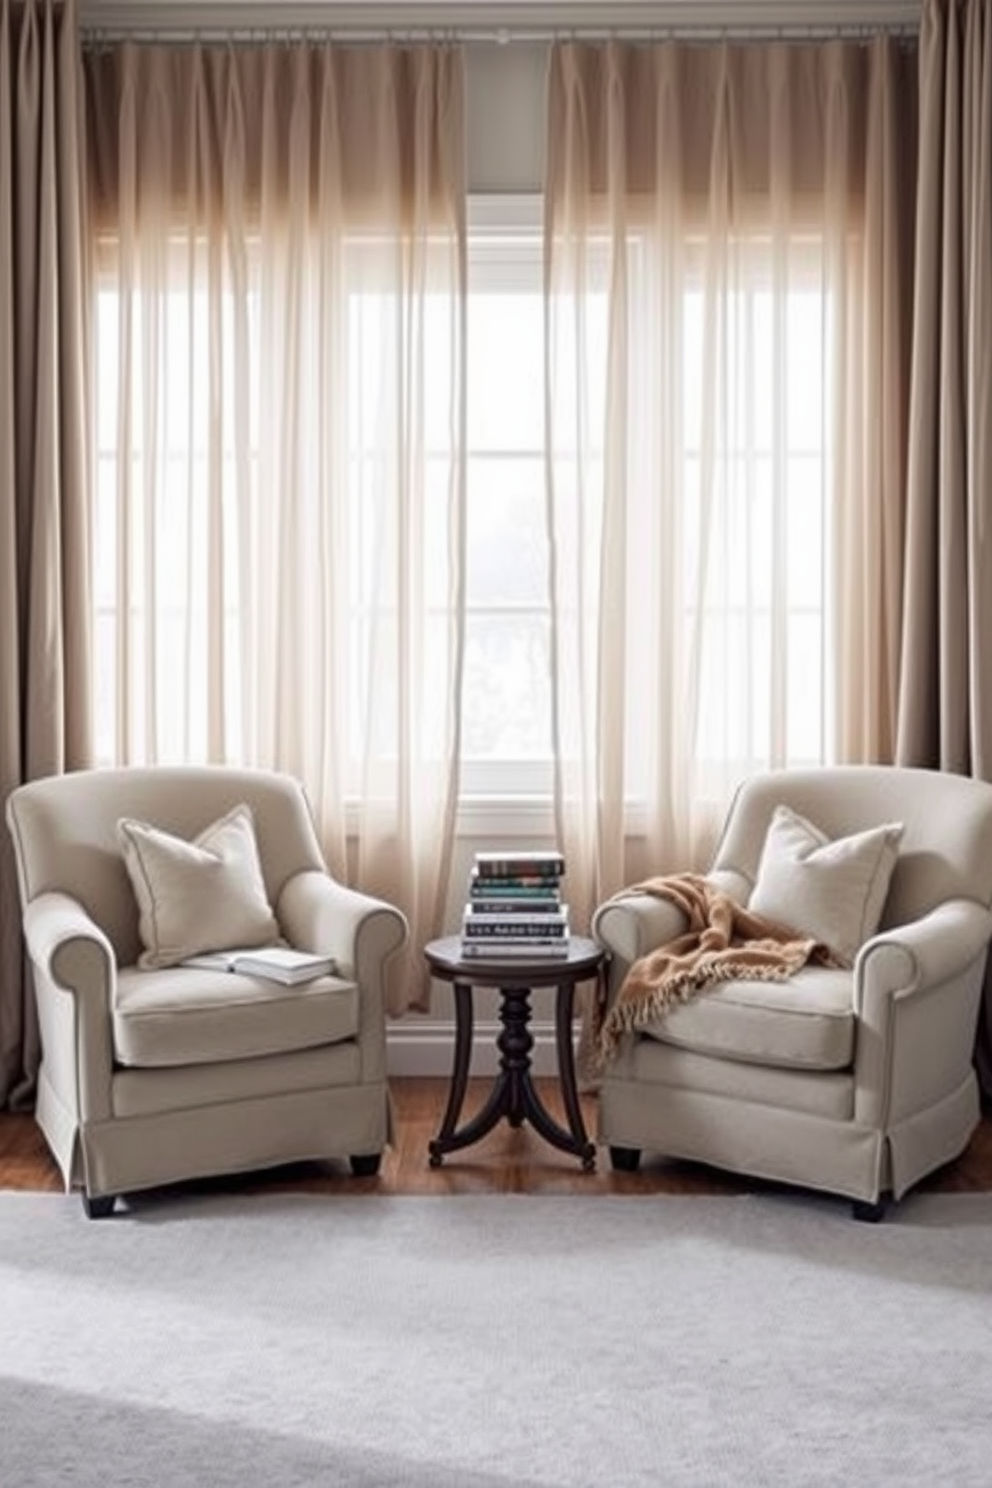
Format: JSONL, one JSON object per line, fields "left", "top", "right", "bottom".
{"left": 349, "top": 1153, "right": 382, "bottom": 1178}
{"left": 82, "top": 1192, "right": 116, "bottom": 1219}
{"left": 609, "top": 1145, "right": 642, "bottom": 1173}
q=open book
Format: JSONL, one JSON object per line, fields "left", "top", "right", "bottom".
{"left": 182, "top": 946, "right": 336, "bottom": 985}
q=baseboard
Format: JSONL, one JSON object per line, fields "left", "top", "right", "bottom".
{"left": 386, "top": 1018, "right": 561, "bottom": 1078}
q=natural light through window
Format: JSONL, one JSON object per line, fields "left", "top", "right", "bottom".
{"left": 461, "top": 198, "right": 552, "bottom": 796}
{"left": 678, "top": 245, "right": 830, "bottom": 783}
{"left": 91, "top": 202, "right": 832, "bottom": 805}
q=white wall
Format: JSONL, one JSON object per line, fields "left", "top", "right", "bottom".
{"left": 465, "top": 41, "right": 547, "bottom": 193}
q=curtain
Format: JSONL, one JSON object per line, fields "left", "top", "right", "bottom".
{"left": 0, "top": 0, "right": 91, "bottom": 1109}
{"left": 896, "top": 0, "right": 992, "bottom": 1098}
{"left": 544, "top": 38, "right": 917, "bottom": 935}
{"left": 83, "top": 41, "right": 467, "bottom": 1012}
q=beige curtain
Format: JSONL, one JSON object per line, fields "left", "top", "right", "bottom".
{"left": 84, "top": 42, "right": 467, "bottom": 1011}
{"left": 544, "top": 39, "right": 917, "bottom": 935}
{"left": 896, "top": 0, "right": 992, "bottom": 1098}
{"left": 0, "top": 0, "right": 91, "bottom": 1108}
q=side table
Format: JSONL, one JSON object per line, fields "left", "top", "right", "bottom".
{"left": 424, "top": 934, "right": 605, "bottom": 1172}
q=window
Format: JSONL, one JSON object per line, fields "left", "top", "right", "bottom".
{"left": 91, "top": 200, "right": 832, "bottom": 808}
{"left": 92, "top": 198, "right": 560, "bottom": 801}
{"left": 677, "top": 239, "right": 831, "bottom": 784}
{"left": 92, "top": 267, "right": 253, "bottom": 765}
{"left": 461, "top": 197, "right": 553, "bottom": 797}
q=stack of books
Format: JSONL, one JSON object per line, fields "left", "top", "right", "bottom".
{"left": 460, "top": 849, "right": 569, "bottom": 959}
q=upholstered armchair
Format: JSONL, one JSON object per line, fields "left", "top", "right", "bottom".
{"left": 591, "top": 766, "right": 992, "bottom": 1219}
{"left": 6, "top": 766, "right": 408, "bottom": 1217}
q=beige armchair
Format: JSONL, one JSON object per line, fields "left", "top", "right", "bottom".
{"left": 6, "top": 766, "right": 407, "bottom": 1217}
{"left": 592, "top": 766, "right": 992, "bottom": 1219}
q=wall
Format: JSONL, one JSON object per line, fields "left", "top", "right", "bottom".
{"left": 465, "top": 41, "right": 547, "bottom": 193}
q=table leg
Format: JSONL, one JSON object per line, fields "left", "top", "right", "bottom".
{"left": 428, "top": 985, "right": 531, "bottom": 1158}
{"left": 428, "top": 982, "right": 474, "bottom": 1167}
{"left": 554, "top": 979, "right": 596, "bottom": 1172}
{"left": 508, "top": 983, "right": 596, "bottom": 1170}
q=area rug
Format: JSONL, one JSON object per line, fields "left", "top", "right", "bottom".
{"left": 2, "top": 1189, "right": 991, "bottom": 1488}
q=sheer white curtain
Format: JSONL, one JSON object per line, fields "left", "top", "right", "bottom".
{"left": 544, "top": 39, "right": 917, "bottom": 931}
{"left": 84, "top": 42, "right": 467, "bottom": 1009}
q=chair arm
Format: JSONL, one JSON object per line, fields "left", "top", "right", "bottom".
{"left": 853, "top": 898, "right": 992, "bottom": 1128}
{"left": 855, "top": 899, "right": 992, "bottom": 1013}
{"left": 590, "top": 891, "right": 694, "bottom": 1081}
{"left": 21, "top": 891, "right": 116, "bottom": 1123}
{"left": 277, "top": 870, "right": 408, "bottom": 1083}
{"left": 592, "top": 892, "right": 690, "bottom": 973}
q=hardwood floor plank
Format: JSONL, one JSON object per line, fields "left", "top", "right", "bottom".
{"left": 1, "top": 1079, "right": 990, "bottom": 1201}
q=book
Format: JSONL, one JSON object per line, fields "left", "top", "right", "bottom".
{"left": 182, "top": 946, "right": 336, "bottom": 984}
{"left": 462, "top": 913, "right": 569, "bottom": 939}
{"left": 472, "top": 850, "right": 565, "bottom": 880}
{"left": 467, "top": 897, "right": 563, "bottom": 914}
{"left": 469, "top": 877, "right": 562, "bottom": 898}
{"left": 459, "top": 939, "right": 571, "bottom": 959}
{"left": 463, "top": 934, "right": 569, "bottom": 948}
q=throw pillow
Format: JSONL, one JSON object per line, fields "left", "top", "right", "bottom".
{"left": 748, "top": 804, "right": 903, "bottom": 966}
{"left": 117, "top": 803, "right": 281, "bottom": 970}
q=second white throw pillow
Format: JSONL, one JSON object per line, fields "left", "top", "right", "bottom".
{"left": 748, "top": 803, "right": 903, "bottom": 966}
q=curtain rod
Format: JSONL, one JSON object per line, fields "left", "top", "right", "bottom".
{"left": 80, "top": 26, "right": 920, "bottom": 44}
{"left": 78, "top": 2, "right": 922, "bottom": 43}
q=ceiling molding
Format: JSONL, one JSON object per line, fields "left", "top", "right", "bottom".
{"left": 78, "top": 0, "right": 922, "bottom": 40}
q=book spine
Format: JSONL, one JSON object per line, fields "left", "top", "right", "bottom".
{"left": 462, "top": 922, "right": 568, "bottom": 939}
{"left": 469, "top": 876, "right": 562, "bottom": 894}
{"left": 467, "top": 899, "right": 562, "bottom": 914}
{"left": 472, "top": 856, "right": 565, "bottom": 880}
{"left": 463, "top": 904, "right": 569, "bottom": 921}
{"left": 460, "top": 941, "right": 570, "bottom": 957}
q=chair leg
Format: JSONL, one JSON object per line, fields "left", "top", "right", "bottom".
{"left": 851, "top": 1196, "right": 888, "bottom": 1223}
{"left": 609, "top": 1146, "right": 642, "bottom": 1173}
{"left": 82, "top": 1192, "right": 116, "bottom": 1219}
{"left": 349, "top": 1153, "right": 382, "bottom": 1178}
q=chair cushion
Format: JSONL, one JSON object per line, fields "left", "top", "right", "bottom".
{"left": 112, "top": 964, "right": 360, "bottom": 1067}
{"left": 639, "top": 965, "right": 855, "bottom": 1071}
{"left": 748, "top": 804, "right": 903, "bottom": 966}
{"left": 630, "top": 1039, "right": 855, "bottom": 1121}
{"left": 117, "top": 803, "right": 281, "bottom": 970}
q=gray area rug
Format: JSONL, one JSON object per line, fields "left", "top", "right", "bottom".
{"left": 2, "top": 1189, "right": 991, "bottom": 1488}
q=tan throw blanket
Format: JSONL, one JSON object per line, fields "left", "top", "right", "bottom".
{"left": 594, "top": 872, "right": 840, "bottom": 1066}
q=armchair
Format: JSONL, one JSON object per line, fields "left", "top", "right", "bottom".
{"left": 591, "top": 766, "right": 992, "bottom": 1219}
{"left": 6, "top": 766, "right": 408, "bottom": 1217}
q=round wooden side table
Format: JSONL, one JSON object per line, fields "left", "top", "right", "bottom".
{"left": 424, "top": 934, "right": 605, "bottom": 1172}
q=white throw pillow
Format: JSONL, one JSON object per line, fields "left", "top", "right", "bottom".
{"left": 748, "top": 804, "right": 904, "bottom": 966}
{"left": 118, "top": 803, "right": 281, "bottom": 970}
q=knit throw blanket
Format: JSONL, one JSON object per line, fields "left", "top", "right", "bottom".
{"left": 594, "top": 872, "right": 840, "bottom": 1066}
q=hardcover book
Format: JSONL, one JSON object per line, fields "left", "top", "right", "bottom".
{"left": 472, "top": 850, "right": 565, "bottom": 880}
{"left": 460, "top": 940, "right": 570, "bottom": 959}
{"left": 467, "top": 896, "right": 563, "bottom": 914}
{"left": 462, "top": 911, "right": 569, "bottom": 938}
{"left": 469, "top": 876, "right": 562, "bottom": 898}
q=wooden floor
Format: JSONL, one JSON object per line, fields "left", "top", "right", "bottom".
{"left": 2, "top": 1077, "right": 992, "bottom": 1203}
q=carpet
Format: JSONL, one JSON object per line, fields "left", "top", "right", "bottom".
{"left": 2, "top": 1189, "right": 992, "bottom": 1488}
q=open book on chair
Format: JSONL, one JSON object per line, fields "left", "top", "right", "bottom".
{"left": 182, "top": 946, "right": 336, "bottom": 984}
